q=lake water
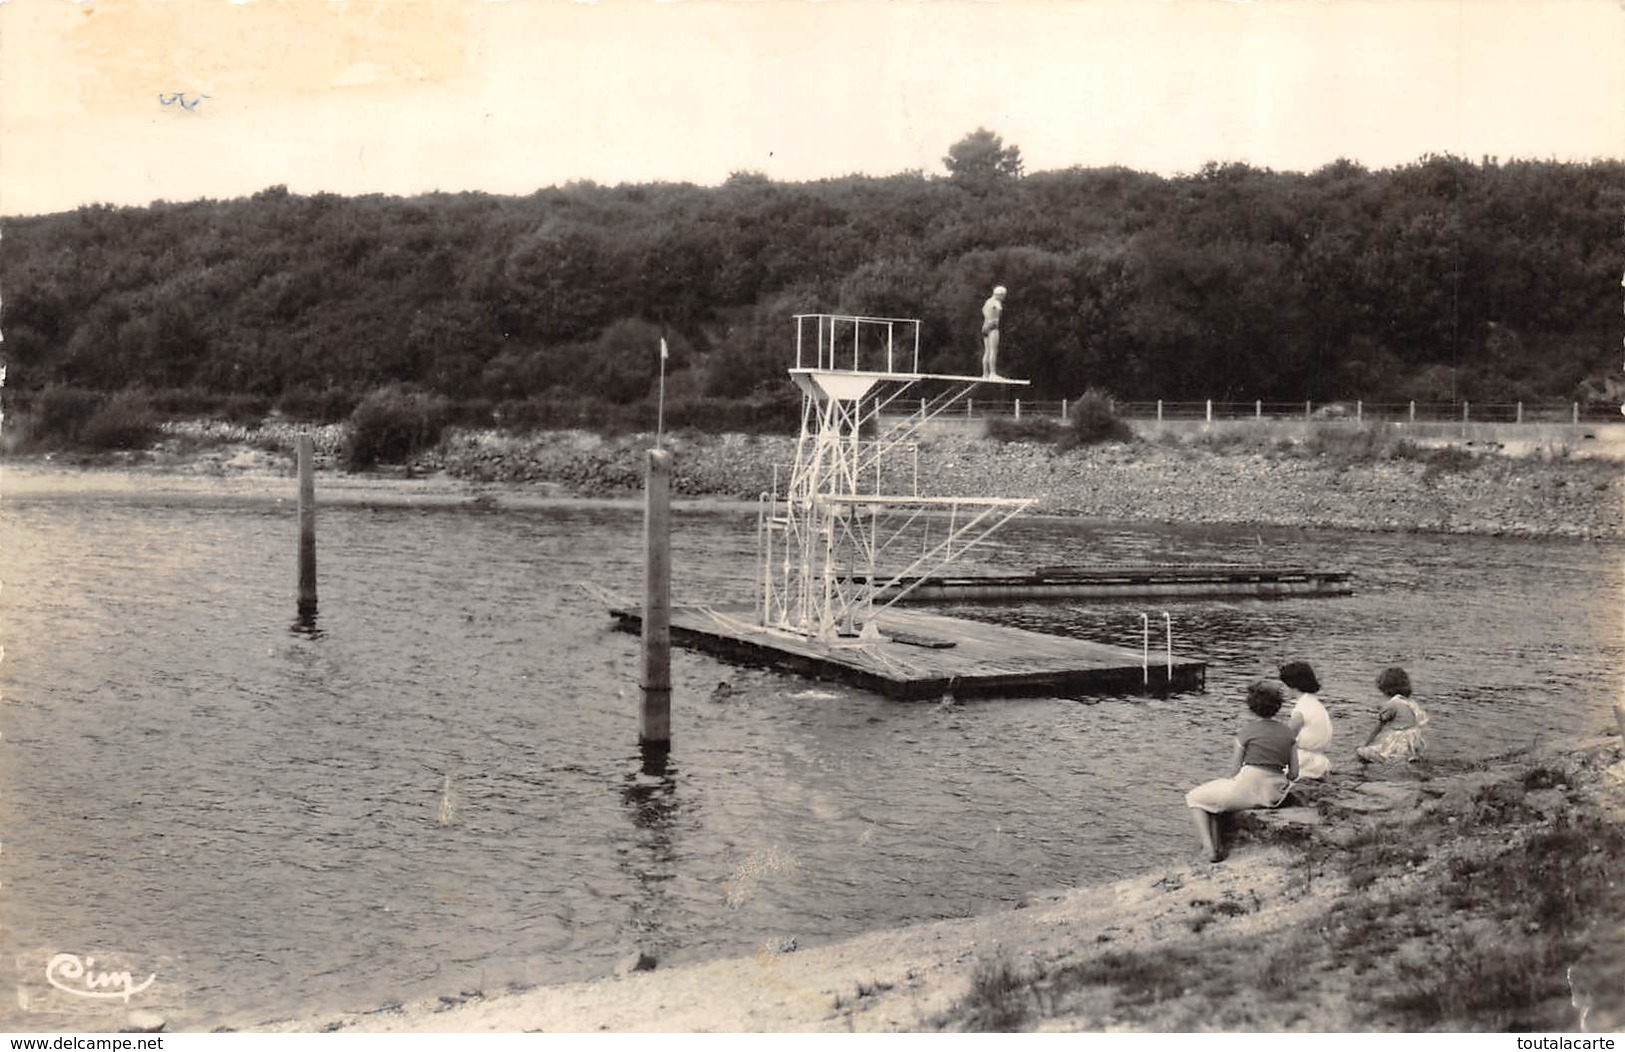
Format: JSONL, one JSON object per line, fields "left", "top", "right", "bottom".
{"left": 2, "top": 472, "right": 1620, "bottom": 1029}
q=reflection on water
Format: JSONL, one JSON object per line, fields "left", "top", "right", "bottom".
{"left": 1, "top": 478, "right": 1619, "bottom": 1030}
{"left": 289, "top": 610, "right": 324, "bottom": 640}
{"left": 619, "top": 743, "right": 680, "bottom": 961}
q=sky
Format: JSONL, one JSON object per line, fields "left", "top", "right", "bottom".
{"left": 2, "top": 0, "right": 1622, "bottom": 217}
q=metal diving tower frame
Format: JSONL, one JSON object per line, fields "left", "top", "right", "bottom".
{"left": 756, "top": 314, "right": 1034, "bottom": 642}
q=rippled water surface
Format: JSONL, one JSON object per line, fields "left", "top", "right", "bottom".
{"left": 3, "top": 474, "right": 1620, "bottom": 1028}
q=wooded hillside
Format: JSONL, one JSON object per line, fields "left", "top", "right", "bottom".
{"left": 3, "top": 147, "right": 1620, "bottom": 424}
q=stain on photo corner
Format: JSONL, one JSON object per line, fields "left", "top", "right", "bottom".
{"left": 64, "top": 0, "right": 468, "bottom": 113}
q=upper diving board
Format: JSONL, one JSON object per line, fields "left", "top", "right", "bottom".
{"left": 791, "top": 313, "right": 1027, "bottom": 387}
{"left": 788, "top": 367, "right": 1027, "bottom": 402}
{"left": 788, "top": 368, "right": 1029, "bottom": 386}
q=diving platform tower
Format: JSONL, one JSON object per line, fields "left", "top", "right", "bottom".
{"left": 757, "top": 314, "right": 1034, "bottom": 641}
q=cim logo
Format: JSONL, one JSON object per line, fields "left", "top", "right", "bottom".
{"left": 45, "top": 953, "right": 156, "bottom": 1003}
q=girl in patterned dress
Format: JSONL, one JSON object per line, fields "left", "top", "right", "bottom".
{"left": 1357, "top": 666, "right": 1429, "bottom": 763}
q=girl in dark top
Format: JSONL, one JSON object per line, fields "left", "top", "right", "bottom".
{"left": 1185, "top": 679, "right": 1300, "bottom": 863}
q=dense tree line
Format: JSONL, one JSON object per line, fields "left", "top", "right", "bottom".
{"left": 3, "top": 144, "right": 1621, "bottom": 425}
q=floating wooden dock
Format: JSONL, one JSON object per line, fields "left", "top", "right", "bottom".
{"left": 610, "top": 604, "right": 1206, "bottom": 700}
{"left": 843, "top": 564, "right": 1353, "bottom": 604}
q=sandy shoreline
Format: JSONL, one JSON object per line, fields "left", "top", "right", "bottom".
{"left": 263, "top": 847, "right": 1321, "bottom": 1033}
{"left": 245, "top": 735, "right": 1624, "bottom": 1034}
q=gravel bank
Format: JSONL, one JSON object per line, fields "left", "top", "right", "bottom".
{"left": 423, "top": 429, "right": 1623, "bottom": 541}
{"left": 16, "top": 423, "right": 1619, "bottom": 541}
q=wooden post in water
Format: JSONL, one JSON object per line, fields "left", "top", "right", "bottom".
{"left": 1140, "top": 613, "right": 1149, "bottom": 686}
{"left": 641, "top": 449, "right": 672, "bottom": 746}
{"left": 297, "top": 434, "right": 318, "bottom": 619}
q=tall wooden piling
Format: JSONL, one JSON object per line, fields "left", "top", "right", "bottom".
{"left": 641, "top": 449, "right": 673, "bottom": 745}
{"left": 297, "top": 434, "right": 318, "bottom": 619}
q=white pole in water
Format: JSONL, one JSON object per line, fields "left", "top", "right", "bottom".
{"left": 297, "top": 434, "right": 317, "bottom": 621}
{"left": 1163, "top": 612, "right": 1173, "bottom": 681}
{"left": 656, "top": 339, "right": 669, "bottom": 448}
{"left": 641, "top": 449, "right": 672, "bottom": 746}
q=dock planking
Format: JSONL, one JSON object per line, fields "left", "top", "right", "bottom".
{"left": 609, "top": 604, "right": 1206, "bottom": 700}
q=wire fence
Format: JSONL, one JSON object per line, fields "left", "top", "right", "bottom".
{"left": 944, "top": 398, "right": 1620, "bottom": 425}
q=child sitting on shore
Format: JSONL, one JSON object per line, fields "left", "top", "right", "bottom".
{"left": 1357, "top": 666, "right": 1429, "bottom": 763}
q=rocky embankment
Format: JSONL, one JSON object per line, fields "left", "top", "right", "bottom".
{"left": 420, "top": 429, "right": 1623, "bottom": 541}
{"left": 23, "top": 422, "right": 1620, "bottom": 541}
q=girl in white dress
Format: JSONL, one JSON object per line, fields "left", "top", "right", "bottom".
{"left": 1280, "top": 660, "right": 1333, "bottom": 779}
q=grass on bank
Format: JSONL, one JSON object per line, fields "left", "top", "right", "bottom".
{"left": 5, "top": 383, "right": 1608, "bottom": 482}
{"left": 3, "top": 384, "right": 798, "bottom": 461}
{"left": 932, "top": 764, "right": 1625, "bottom": 1032}
{"left": 982, "top": 394, "right": 1505, "bottom": 475}
{"left": 985, "top": 389, "right": 1137, "bottom": 449}
{"left": 1173, "top": 422, "right": 1490, "bottom": 474}
{"left": 7, "top": 386, "right": 164, "bottom": 452}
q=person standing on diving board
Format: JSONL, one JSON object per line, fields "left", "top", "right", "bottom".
{"left": 981, "top": 285, "right": 1007, "bottom": 379}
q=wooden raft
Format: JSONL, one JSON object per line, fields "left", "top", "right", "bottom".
{"left": 610, "top": 604, "right": 1206, "bottom": 700}
{"left": 843, "top": 564, "right": 1354, "bottom": 604}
